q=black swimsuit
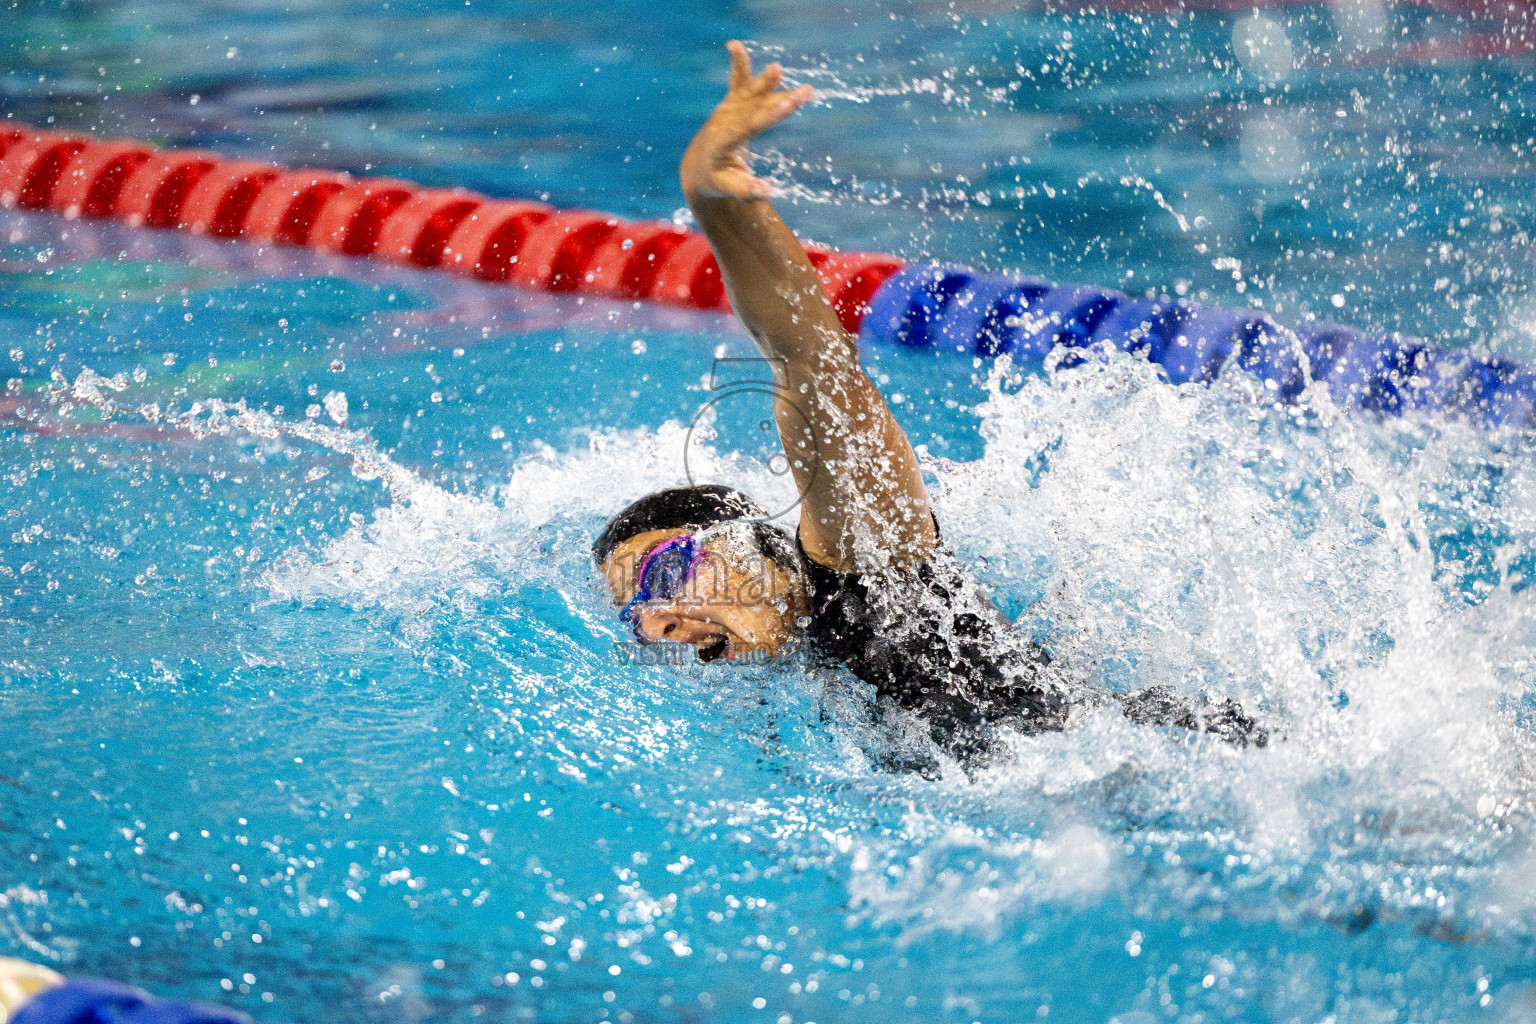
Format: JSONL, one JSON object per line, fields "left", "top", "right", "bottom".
{"left": 798, "top": 526, "right": 1265, "bottom": 767}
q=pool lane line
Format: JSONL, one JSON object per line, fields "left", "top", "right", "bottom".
{"left": 861, "top": 265, "right": 1536, "bottom": 429}
{"left": 6, "top": 971, "right": 282, "bottom": 1024}
{"left": 0, "top": 126, "right": 903, "bottom": 336}
{"left": 2, "top": 124, "right": 1533, "bottom": 430}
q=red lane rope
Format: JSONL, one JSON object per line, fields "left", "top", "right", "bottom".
{"left": 0, "top": 127, "right": 904, "bottom": 333}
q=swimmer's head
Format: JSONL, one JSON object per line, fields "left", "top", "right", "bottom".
{"left": 594, "top": 486, "right": 806, "bottom": 663}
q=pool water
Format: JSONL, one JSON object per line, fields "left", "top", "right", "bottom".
{"left": 3, "top": 2, "right": 1536, "bottom": 1022}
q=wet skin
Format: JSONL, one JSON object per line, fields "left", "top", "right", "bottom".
{"left": 605, "top": 41, "right": 933, "bottom": 661}
{"left": 602, "top": 528, "right": 804, "bottom": 663}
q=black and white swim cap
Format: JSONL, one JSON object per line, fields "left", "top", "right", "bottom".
{"left": 592, "top": 484, "right": 797, "bottom": 572}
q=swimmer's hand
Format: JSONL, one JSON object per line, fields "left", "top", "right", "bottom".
{"left": 681, "top": 41, "right": 814, "bottom": 201}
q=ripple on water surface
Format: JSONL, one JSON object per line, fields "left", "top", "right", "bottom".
{"left": 5, "top": 299, "right": 1532, "bottom": 1020}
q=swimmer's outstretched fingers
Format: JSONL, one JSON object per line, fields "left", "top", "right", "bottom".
{"left": 682, "top": 41, "right": 815, "bottom": 201}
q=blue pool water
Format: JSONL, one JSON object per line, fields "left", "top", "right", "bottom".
{"left": 3, "top": 2, "right": 1536, "bottom": 1022}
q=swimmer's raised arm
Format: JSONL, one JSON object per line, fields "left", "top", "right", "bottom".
{"left": 681, "top": 41, "right": 938, "bottom": 573}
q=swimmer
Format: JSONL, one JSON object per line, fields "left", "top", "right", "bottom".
{"left": 596, "top": 42, "right": 1264, "bottom": 766}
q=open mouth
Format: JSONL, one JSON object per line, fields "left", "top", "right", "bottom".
{"left": 696, "top": 635, "right": 730, "bottom": 663}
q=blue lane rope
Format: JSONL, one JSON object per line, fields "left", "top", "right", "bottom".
{"left": 13, "top": 979, "right": 268, "bottom": 1024}
{"left": 859, "top": 265, "right": 1536, "bottom": 429}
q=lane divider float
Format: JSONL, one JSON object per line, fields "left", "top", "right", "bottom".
{"left": 860, "top": 264, "right": 1536, "bottom": 428}
{"left": 9, "top": 975, "right": 265, "bottom": 1024}
{"left": 0, "top": 956, "right": 268, "bottom": 1024}
{"left": 1, "top": 124, "right": 1530, "bottom": 429}
{"left": 0, "top": 125, "right": 898, "bottom": 334}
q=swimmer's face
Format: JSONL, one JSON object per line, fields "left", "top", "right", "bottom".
{"left": 601, "top": 526, "right": 804, "bottom": 663}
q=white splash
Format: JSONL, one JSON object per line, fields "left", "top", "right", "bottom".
{"left": 45, "top": 354, "right": 1535, "bottom": 946}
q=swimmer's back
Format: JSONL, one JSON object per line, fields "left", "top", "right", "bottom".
{"left": 798, "top": 523, "right": 1268, "bottom": 766}
{"left": 798, "top": 527, "right": 1067, "bottom": 764}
